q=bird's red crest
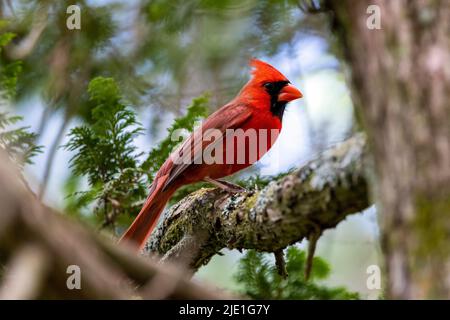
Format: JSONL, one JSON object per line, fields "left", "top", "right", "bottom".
{"left": 250, "top": 59, "right": 288, "bottom": 83}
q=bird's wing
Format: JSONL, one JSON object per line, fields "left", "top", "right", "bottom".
{"left": 162, "top": 102, "right": 253, "bottom": 189}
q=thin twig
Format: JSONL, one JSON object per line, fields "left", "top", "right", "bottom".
{"left": 274, "top": 249, "right": 288, "bottom": 279}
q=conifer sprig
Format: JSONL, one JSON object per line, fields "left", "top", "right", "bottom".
{"left": 235, "top": 247, "right": 359, "bottom": 300}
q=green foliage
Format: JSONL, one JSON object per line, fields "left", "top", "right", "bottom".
{"left": 65, "top": 77, "right": 209, "bottom": 230}
{"left": 0, "top": 60, "right": 22, "bottom": 99}
{"left": 67, "top": 77, "right": 144, "bottom": 185}
{"left": 0, "top": 32, "right": 14, "bottom": 49}
{"left": 0, "top": 31, "right": 22, "bottom": 100}
{"left": 65, "top": 77, "right": 147, "bottom": 228}
{"left": 0, "top": 26, "right": 41, "bottom": 167}
{"left": 235, "top": 247, "right": 359, "bottom": 300}
{"left": 0, "top": 112, "right": 42, "bottom": 167}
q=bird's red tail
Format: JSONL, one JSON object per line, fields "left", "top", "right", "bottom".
{"left": 119, "top": 177, "right": 176, "bottom": 250}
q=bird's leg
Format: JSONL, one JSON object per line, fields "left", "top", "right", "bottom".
{"left": 304, "top": 223, "right": 323, "bottom": 281}
{"left": 204, "top": 177, "right": 247, "bottom": 193}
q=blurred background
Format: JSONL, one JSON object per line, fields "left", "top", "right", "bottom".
{"left": 1, "top": 0, "right": 380, "bottom": 298}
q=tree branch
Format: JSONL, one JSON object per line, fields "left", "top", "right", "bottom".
{"left": 146, "top": 133, "right": 371, "bottom": 271}
{"left": 0, "top": 152, "right": 233, "bottom": 299}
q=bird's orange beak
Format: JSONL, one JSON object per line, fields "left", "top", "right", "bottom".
{"left": 278, "top": 84, "right": 302, "bottom": 102}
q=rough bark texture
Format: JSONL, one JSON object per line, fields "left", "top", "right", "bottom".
{"left": 146, "top": 134, "right": 370, "bottom": 270}
{"left": 0, "top": 152, "right": 232, "bottom": 299}
{"left": 327, "top": 0, "right": 450, "bottom": 299}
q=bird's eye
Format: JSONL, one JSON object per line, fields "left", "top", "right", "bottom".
{"left": 263, "top": 82, "right": 274, "bottom": 90}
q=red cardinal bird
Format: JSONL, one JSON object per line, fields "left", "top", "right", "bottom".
{"left": 119, "top": 59, "right": 302, "bottom": 249}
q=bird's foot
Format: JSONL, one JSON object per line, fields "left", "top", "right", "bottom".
{"left": 204, "top": 177, "right": 247, "bottom": 193}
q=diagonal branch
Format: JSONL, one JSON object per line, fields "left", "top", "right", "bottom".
{"left": 146, "top": 133, "right": 371, "bottom": 271}
{"left": 0, "top": 152, "right": 233, "bottom": 299}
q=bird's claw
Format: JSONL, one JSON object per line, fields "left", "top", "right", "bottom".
{"left": 204, "top": 177, "right": 247, "bottom": 194}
